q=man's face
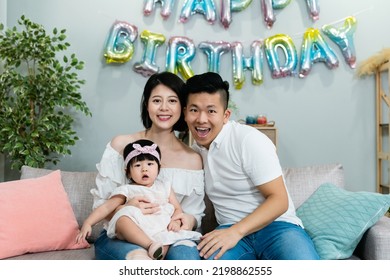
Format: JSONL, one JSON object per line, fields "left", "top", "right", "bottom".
{"left": 184, "top": 92, "right": 230, "bottom": 149}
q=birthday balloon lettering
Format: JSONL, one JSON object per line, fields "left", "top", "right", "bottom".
{"left": 103, "top": 15, "right": 357, "bottom": 88}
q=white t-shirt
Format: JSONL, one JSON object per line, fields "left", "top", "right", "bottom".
{"left": 193, "top": 121, "right": 302, "bottom": 227}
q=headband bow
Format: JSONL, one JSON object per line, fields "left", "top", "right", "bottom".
{"left": 124, "top": 143, "right": 160, "bottom": 167}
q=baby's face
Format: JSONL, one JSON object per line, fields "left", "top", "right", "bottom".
{"left": 129, "top": 159, "right": 159, "bottom": 187}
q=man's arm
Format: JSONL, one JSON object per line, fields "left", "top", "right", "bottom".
{"left": 197, "top": 175, "right": 288, "bottom": 259}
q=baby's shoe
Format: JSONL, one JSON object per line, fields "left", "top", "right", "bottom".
{"left": 126, "top": 248, "right": 152, "bottom": 260}
{"left": 148, "top": 242, "right": 163, "bottom": 260}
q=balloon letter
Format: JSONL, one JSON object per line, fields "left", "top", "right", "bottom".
{"left": 104, "top": 21, "right": 138, "bottom": 64}
{"left": 261, "top": 0, "right": 291, "bottom": 29}
{"left": 133, "top": 30, "right": 166, "bottom": 77}
{"left": 231, "top": 41, "right": 264, "bottom": 89}
{"left": 322, "top": 16, "right": 357, "bottom": 69}
{"left": 198, "top": 41, "right": 231, "bottom": 73}
{"left": 166, "top": 36, "right": 196, "bottom": 80}
{"left": 299, "top": 28, "right": 339, "bottom": 78}
{"left": 179, "top": 0, "right": 217, "bottom": 24}
{"left": 305, "top": 0, "right": 320, "bottom": 21}
{"left": 220, "top": 0, "right": 253, "bottom": 29}
{"left": 143, "top": 0, "right": 175, "bottom": 20}
{"left": 264, "top": 34, "right": 298, "bottom": 79}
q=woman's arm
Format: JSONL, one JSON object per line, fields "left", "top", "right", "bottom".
{"left": 178, "top": 174, "right": 205, "bottom": 231}
{"left": 91, "top": 142, "right": 127, "bottom": 211}
{"left": 167, "top": 188, "right": 184, "bottom": 231}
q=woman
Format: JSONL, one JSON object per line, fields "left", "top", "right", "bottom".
{"left": 91, "top": 72, "right": 205, "bottom": 260}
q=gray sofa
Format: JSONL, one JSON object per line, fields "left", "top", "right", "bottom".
{"left": 4, "top": 163, "right": 390, "bottom": 260}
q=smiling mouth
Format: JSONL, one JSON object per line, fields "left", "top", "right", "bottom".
{"left": 158, "top": 115, "right": 171, "bottom": 121}
{"left": 195, "top": 127, "right": 210, "bottom": 138}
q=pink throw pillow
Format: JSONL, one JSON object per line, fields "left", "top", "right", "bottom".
{"left": 0, "top": 170, "right": 89, "bottom": 259}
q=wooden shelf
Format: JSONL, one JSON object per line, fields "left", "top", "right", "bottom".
{"left": 375, "top": 61, "right": 390, "bottom": 194}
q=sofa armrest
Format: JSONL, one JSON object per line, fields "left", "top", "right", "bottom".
{"left": 355, "top": 216, "right": 390, "bottom": 260}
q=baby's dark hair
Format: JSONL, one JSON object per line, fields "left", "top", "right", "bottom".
{"left": 123, "top": 139, "right": 161, "bottom": 180}
{"left": 183, "top": 72, "right": 230, "bottom": 110}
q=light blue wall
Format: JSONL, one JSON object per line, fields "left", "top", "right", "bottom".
{"left": 4, "top": 0, "right": 390, "bottom": 192}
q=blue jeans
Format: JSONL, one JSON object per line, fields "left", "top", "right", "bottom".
{"left": 206, "top": 221, "right": 319, "bottom": 260}
{"left": 94, "top": 230, "right": 201, "bottom": 260}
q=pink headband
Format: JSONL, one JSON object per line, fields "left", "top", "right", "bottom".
{"left": 124, "top": 143, "right": 160, "bottom": 167}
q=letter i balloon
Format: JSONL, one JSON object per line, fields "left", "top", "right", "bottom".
{"left": 133, "top": 30, "right": 166, "bottom": 77}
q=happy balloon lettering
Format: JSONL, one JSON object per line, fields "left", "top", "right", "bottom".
{"left": 102, "top": 1, "right": 357, "bottom": 89}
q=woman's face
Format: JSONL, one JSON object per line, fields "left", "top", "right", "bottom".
{"left": 147, "top": 84, "right": 181, "bottom": 130}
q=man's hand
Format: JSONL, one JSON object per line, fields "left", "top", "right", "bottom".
{"left": 197, "top": 227, "right": 243, "bottom": 260}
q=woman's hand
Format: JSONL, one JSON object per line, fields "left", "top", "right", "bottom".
{"left": 197, "top": 227, "right": 243, "bottom": 260}
{"left": 171, "top": 212, "right": 196, "bottom": 231}
{"left": 116, "top": 196, "right": 160, "bottom": 214}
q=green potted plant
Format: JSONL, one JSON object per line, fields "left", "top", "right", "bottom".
{"left": 0, "top": 15, "right": 91, "bottom": 170}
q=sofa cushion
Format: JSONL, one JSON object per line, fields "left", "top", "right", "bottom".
{"left": 283, "top": 163, "right": 344, "bottom": 208}
{"left": 0, "top": 170, "right": 90, "bottom": 259}
{"left": 5, "top": 245, "right": 96, "bottom": 260}
{"left": 20, "top": 166, "right": 102, "bottom": 242}
{"left": 296, "top": 183, "right": 390, "bottom": 260}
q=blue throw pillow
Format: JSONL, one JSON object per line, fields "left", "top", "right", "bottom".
{"left": 296, "top": 183, "right": 390, "bottom": 259}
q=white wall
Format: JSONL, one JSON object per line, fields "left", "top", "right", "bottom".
{"left": 4, "top": 0, "right": 390, "bottom": 192}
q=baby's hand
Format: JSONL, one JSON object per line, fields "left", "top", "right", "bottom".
{"left": 76, "top": 224, "right": 92, "bottom": 244}
{"left": 168, "top": 219, "right": 181, "bottom": 232}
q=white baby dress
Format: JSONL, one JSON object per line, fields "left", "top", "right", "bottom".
{"left": 106, "top": 179, "right": 202, "bottom": 245}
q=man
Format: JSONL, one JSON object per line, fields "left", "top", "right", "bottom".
{"left": 183, "top": 72, "right": 319, "bottom": 260}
